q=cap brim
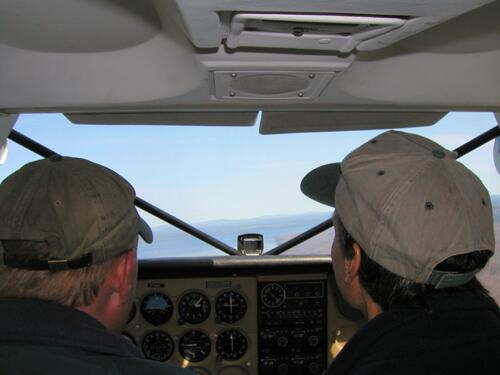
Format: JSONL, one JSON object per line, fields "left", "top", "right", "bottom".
{"left": 139, "top": 217, "right": 153, "bottom": 244}
{"left": 300, "top": 163, "right": 341, "bottom": 208}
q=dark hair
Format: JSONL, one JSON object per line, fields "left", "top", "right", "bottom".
{"left": 337, "top": 217, "right": 494, "bottom": 311}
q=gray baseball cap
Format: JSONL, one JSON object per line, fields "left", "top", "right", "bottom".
{"left": 0, "top": 156, "right": 153, "bottom": 271}
{"left": 301, "top": 130, "right": 495, "bottom": 288}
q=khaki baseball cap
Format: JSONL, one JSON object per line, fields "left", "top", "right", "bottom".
{"left": 301, "top": 130, "right": 495, "bottom": 288}
{"left": 0, "top": 156, "right": 153, "bottom": 271}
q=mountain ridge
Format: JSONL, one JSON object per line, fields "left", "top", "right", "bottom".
{"left": 153, "top": 195, "right": 500, "bottom": 237}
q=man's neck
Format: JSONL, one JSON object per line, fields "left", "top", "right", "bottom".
{"left": 362, "top": 289, "right": 383, "bottom": 320}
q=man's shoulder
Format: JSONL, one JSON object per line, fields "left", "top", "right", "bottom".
{"left": 325, "top": 294, "right": 500, "bottom": 375}
{"left": 113, "top": 358, "right": 193, "bottom": 375}
{"left": 107, "top": 356, "right": 194, "bottom": 374}
{"left": 0, "top": 344, "right": 194, "bottom": 375}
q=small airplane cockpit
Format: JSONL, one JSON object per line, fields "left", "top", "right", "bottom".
{"left": 0, "top": 1, "right": 499, "bottom": 375}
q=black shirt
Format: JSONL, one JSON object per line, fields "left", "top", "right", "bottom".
{"left": 325, "top": 291, "right": 500, "bottom": 375}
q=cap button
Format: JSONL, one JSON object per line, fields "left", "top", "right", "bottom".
{"left": 49, "top": 155, "right": 63, "bottom": 162}
{"left": 432, "top": 149, "right": 446, "bottom": 159}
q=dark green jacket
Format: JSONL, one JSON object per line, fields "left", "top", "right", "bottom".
{"left": 0, "top": 298, "right": 192, "bottom": 374}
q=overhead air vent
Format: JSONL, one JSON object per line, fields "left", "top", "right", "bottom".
{"left": 212, "top": 71, "right": 335, "bottom": 100}
{"left": 225, "top": 13, "right": 406, "bottom": 53}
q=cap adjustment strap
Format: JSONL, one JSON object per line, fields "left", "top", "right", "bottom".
{"left": 3, "top": 252, "right": 93, "bottom": 272}
{"left": 426, "top": 268, "right": 481, "bottom": 289}
{"left": 47, "top": 259, "right": 71, "bottom": 272}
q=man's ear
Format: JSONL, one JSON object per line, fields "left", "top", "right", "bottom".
{"left": 106, "top": 249, "right": 135, "bottom": 293}
{"left": 344, "top": 242, "right": 362, "bottom": 284}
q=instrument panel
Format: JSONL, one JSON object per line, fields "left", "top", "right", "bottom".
{"left": 124, "top": 256, "right": 363, "bottom": 375}
{"left": 258, "top": 281, "right": 326, "bottom": 375}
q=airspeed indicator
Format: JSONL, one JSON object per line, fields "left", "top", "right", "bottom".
{"left": 178, "top": 292, "right": 211, "bottom": 324}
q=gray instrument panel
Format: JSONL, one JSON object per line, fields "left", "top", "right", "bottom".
{"left": 124, "top": 256, "right": 362, "bottom": 375}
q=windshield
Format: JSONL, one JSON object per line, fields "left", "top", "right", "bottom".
{"left": 1, "top": 112, "right": 499, "bottom": 262}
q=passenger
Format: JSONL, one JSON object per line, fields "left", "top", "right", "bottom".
{"left": 301, "top": 131, "right": 500, "bottom": 375}
{"left": 0, "top": 156, "right": 191, "bottom": 374}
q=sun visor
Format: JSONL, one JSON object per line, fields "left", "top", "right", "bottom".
{"left": 65, "top": 112, "right": 258, "bottom": 127}
{"left": 260, "top": 111, "right": 446, "bottom": 134}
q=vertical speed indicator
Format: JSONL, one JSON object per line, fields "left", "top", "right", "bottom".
{"left": 216, "top": 329, "right": 248, "bottom": 361}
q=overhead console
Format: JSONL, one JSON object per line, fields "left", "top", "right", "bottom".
{"left": 174, "top": 0, "right": 493, "bottom": 52}
{"left": 224, "top": 13, "right": 405, "bottom": 53}
{"left": 124, "top": 256, "right": 364, "bottom": 375}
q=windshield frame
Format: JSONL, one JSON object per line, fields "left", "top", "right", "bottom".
{"left": 7, "top": 124, "right": 500, "bottom": 256}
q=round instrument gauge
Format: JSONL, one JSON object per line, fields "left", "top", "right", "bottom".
{"left": 261, "top": 283, "right": 285, "bottom": 308}
{"left": 215, "top": 291, "right": 247, "bottom": 323}
{"left": 141, "top": 292, "right": 173, "bottom": 326}
{"left": 142, "top": 330, "right": 174, "bottom": 362}
{"left": 179, "top": 330, "right": 212, "bottom": 362}
{"left": 178, "top": 292, "right": 211, "bottom": 324}
{"left": 216, "top": 329, "right": 248, "bottom": 361}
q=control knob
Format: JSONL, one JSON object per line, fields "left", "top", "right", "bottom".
{"left": 277, "top": 336, "right": 288, "bottom": 348}
{"left": 308, "top": 362, "right": 320, "bottom": 374}
{"left": 277, "top": 363, "right": 289, "bottom": 375}
{"left": 307, "top": 335, "right": 319, "bottom": 347}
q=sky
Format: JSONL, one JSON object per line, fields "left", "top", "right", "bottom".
{"left": 0, "top": 112, "right": 499, "bottom": 228}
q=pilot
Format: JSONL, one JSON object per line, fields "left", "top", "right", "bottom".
{"left": 0, "top": 156, "right": 192, "bottom": 374}
{"left": 301, "top": 131, "right": 500, "bottom": 374}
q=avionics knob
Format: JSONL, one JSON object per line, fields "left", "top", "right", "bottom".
{"left": 307, "top": 335, "right": 319, "bottom": 347}
{"left": 308, "top": 362, "right": 320, "bottom": 374}
{"left": 277, "top": 363, "right": 289, "bottom": 374}
{"left": 277, "top": 336, "right": 288, "bottom": 347}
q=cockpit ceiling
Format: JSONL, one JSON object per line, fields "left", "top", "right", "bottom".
{"left": 1, "top": 0, "right": 499, "bottom": 122}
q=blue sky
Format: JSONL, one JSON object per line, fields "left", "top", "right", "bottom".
{"left": 1, "top": 112, "right": 499, "bottom": 227}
